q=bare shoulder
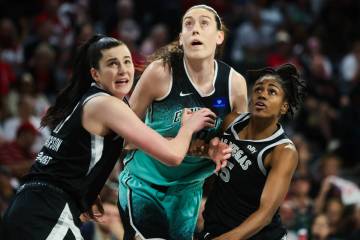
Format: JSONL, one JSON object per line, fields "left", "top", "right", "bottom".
{"left": 230, "top": 68, "right": 248, "bottom": 113}
{"left": 84, "top": 95, "right": 127, "bottom": 115}
{"left": 143, "top": 59, "right": 172, "bottom": 84}
{"left": 136, "top": 59, "right": 172, "bottom": 99}
{"left": 271, "top": 142, "right": 298, "bottom": 170}
{"left": 231, "top": 68, "right": 247, "bottom": 85}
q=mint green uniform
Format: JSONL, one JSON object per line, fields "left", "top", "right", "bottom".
{"left": 118, "top": 60, "right": 233, "bottom": 240}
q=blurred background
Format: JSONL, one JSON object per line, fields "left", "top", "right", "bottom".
{"left": 0, "top": 0, "right": 359, "bottom": 239}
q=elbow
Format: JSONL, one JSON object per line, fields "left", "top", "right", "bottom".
{"left": 162, "top": 153, "right": 183, "bottom": 167}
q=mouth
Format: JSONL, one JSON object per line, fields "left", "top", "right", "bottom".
{"left": 254, "top": 101, "right": 266, "bottom": 110}
{"left": 191, "top": 39, "right": 203, "bottom": 46}
{"left": 114, "top": 79, "right": 129, "bottom": 85}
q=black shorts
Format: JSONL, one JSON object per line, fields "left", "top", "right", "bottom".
{"left": 2, "top": 181, "right": 83, "bottom": 240}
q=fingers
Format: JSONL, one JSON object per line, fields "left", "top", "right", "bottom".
{"left": 210, "top": 137, "right": 220, "bottom": 147}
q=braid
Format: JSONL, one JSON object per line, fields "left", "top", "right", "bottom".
{"left": 276, "top": 64, "right": 307, "bottom": 117}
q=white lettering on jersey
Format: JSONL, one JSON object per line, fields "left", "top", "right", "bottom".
{"left": 44, "top": 136, "right": 63, "bottom": 152}
{"left": 35, "top": 152, "right": 53, "bottom": 165}
{"left": 218, "top": 138, "right": 252, "bottom": 182}
{"left": 173, "top": 107, "right": 202, "bottom": 123}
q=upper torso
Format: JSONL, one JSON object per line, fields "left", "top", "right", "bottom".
{"left": 204, "top": 113, "right": 293, "bottom": 237}
{"left": 23, "top": 85, "right": 125, "bottom": 211}
{"left": 124, "top": 59, "right": 234, "bottom": 186}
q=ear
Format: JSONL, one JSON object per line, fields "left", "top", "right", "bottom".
{"left": 280, "top": 102, "right": 289, "bottom": 115}
{"left": 90, "top": 67, "right": 99, "bottom": 82}
{"left": 216, "top": 31, "right": 224, "bottom": 45}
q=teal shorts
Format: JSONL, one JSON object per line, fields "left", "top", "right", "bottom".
{"left": 118, "top": 169, "right": 203, "bottom": 240}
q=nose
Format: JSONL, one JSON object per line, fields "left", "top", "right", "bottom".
{"left": 192, "top": 22, "right": 200, "bottom": 35}
{"left": 117, "top": 63, "right": 125, "bottom": 75}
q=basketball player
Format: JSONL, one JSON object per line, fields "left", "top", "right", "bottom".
{"left": 118, "top": 4, "right": 248, "bottom": 240}
{"left": 200, "top": 63, "right": 307, "bottom": 240}
{"left": 1, "top": 34, "right": 230, "bottom": 240}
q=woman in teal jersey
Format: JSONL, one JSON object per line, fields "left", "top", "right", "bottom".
{"left": 118, "top": 4, "right": 248, "bottom": 240}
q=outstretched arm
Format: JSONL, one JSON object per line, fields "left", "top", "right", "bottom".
{"left": 214, "top": 144, "right": 298, "bottom": 240}
{"left": 83, "top": 95, "right": 215, "bottom": 166}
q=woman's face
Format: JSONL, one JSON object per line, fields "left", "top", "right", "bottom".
{"left": 179, "top": 7, "right": 224, "bottom": 60}
{"left": 91, "top": 44, "right": 134, "bottom": 98}
{"left": 250, "top": 76, "right": 288, "bottom": 119}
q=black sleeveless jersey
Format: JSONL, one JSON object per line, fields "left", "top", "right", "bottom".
{"left": 203, "top": 113, "right": 293, "bottom": 239}
{"left": 23, "top": 84, "right": 124, "bottom": 211}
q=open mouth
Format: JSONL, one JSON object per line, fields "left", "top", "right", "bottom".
{"left": 191, "top": 40, "right": 203, "bottom": 46}
{"left": 115, "top": 79, "right": 129, "bottom": 85}
{"left": 255, "top": 101, "right": 266, "bottom": 109}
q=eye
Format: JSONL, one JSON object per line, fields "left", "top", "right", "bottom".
{"left": 124, "top": 59, "right": 132, "bottom": 65}
{"left": 269, "top": 89, "right": 277, "bottom": 96}
{"left": 109, "top": 61, "right": 118, "bottom": 67}
{"left": 201, "top": 20, "right": 209, "bottom": 26}
{"left": 254, "top": 87, "right": 262, "bottom": 93}
{"left": 184, "top": 20, "right": 192, "bottom": 27}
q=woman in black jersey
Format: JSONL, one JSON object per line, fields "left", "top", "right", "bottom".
{"left": 1, "top": 34, "right": 230, "bottom": 240}
{"left": 200, "top": 63, "right": 307, "bottom": 240}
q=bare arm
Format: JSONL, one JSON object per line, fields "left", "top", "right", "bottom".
{"left": 230, "top": 69, "right": 248, "bottom": 114}
{"left": 129, "top": 60, "right": 171, "bottom": 118}
{"left": 83, "top": 96, "right": 215, "bottom": 166}
{"left": 214, "top": 144, "right": 298, "bottom": 240}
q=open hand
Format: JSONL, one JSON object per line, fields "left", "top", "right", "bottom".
{"left": 208, "top": 137, "right": 231, "bottom": 173}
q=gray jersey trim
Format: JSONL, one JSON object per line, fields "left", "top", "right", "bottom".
{"left": 87, "top": 134, "right": 104, "bottom": 175}
{"left": 257, "top": 139, "right": 293, "bottom": 176}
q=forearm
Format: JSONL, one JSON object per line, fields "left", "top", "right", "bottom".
{"left": 167, "top": 126, "right": 194, "bottom": 164}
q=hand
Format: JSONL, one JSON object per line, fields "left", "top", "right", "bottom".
{"left": 181, "top": 108, "right": 216, "bottom": 133}
{"left": 208, "top": 137, "right": 231, "bottom": 173}
{"left": 188, "top": 139, "right": 206, "bottom": 155}
{"left": 79, "top": 195, "right": 104, "bottom": 223}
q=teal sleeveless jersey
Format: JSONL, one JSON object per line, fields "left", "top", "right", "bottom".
{"left": 124, "top": 60, "right": 233, "bottom": 186}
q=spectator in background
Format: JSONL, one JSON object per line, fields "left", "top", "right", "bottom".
{"left": 0, "top": 18, "right": 23, "bottom": 73}
{"left": 339, "top": 40, "right": 360, "bottom": 94}
{"left": 0, "top": 121, "right": 38, "bottom": 178}
{"left": 324, "top": 198, "right": 345, "bottom": 238}
{"left": 311, "top": 214, "right": 333, "bottom": 240}
{"left": 266, "top": 30, "right": 300, "bottom": 68}
{"left": 28, "top": 43, "right": 58, "bottom": 97}
{"left": 6, "top": 72, "right": 49, "bottom": 118}
{"left": 81, "top": 199, "right": 124, "bottom": 240}
{"left": 140, "top": 23, "right": 170, "bottom": 57}
{"left": 2, "top": 94, "right": 50, "bottom": 153}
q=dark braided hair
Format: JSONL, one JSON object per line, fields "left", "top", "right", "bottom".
{"left": 249, "top": 63, "right": 307, "bottom": 118}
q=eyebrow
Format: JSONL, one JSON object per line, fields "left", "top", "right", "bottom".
{"left": 254, "top": 81, "right": 281, "bottom": 90}
{"left": 105, "top": 56, "right": 131, "bottom": 62}
{"left": 184, "top": 15, "right": 213, "bottom": 21}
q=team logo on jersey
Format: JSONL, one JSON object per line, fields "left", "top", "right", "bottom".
{"left": 247, "top": 144, "right": 257, "bottom": 154}
{"left": 179, "top": 91, "right": 193, "bottom": 97}
{"left": 173, "top": 107, "right": 201, "bottom": 123}
{"left": 212, "top": 97, "right": 228, "bottom": 108}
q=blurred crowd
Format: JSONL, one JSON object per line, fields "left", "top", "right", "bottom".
{"left": 0, "top": 0, "right": 359, "bottom": 239}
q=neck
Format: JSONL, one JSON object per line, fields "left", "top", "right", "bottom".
{"left": 184, "top": 57, "right": 215, "bottom": 84}
{"left": 243, "top": 116, "right": 279, "bottom": 140}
